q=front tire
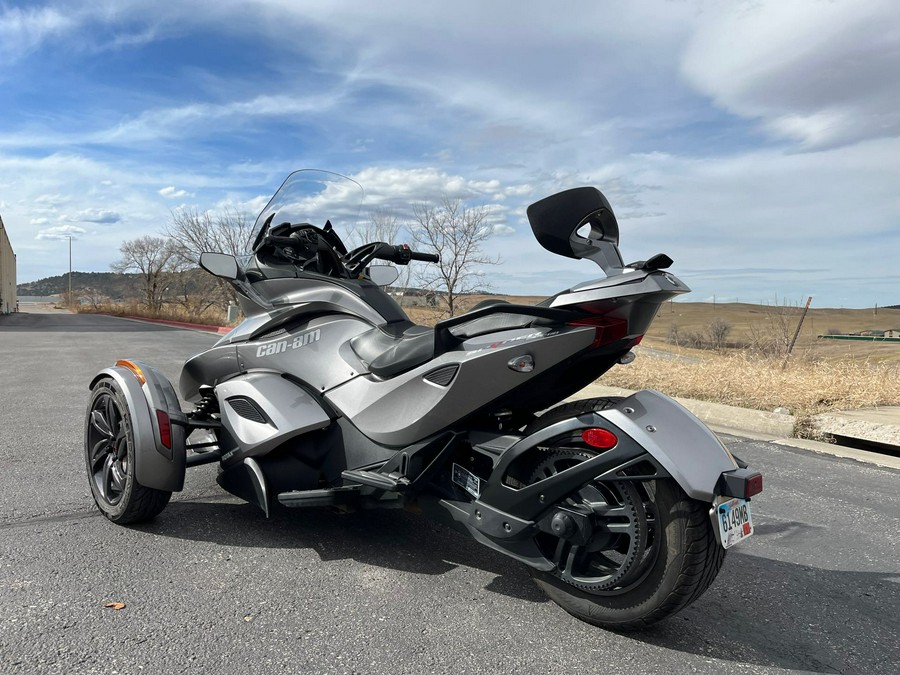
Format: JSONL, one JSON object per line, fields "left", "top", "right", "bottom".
{"left": 84, "top": 378, "right": 171, "bottom": 524}
{"left": 524, "top": 398, "right": 726, "bottom": 630}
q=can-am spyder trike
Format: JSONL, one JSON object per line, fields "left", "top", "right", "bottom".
{"left": 85, "top": 170, "right": 762, "bottom": 629}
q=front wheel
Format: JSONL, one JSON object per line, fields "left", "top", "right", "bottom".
{"left": 84, "top": 378, "right": 171, "bottom": 524}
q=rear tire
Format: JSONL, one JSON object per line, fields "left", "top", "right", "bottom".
{"left": 524, "top": 398, "right": 726, "bottom": 630}
{"left": 85, "top": 378, "right": 171, "bottom": 524}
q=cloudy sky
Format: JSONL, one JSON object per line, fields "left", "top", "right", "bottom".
{"left": 1, "top": 0, "right": 898, "bottom": 308}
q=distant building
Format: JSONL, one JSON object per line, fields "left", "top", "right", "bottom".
{"left": 885, "top": 329, "right": 900, "bottom": 338}
{"left": 0, "top": 215, "right": 16, "bottom": 314}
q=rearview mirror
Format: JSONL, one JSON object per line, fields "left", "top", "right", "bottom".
{"left": 368, "top": 265, "right": 399, "bottom": 287}
{"left": 199, "top": 252, "right": 239, "bottom": 280}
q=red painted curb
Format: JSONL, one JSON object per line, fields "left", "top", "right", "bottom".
{"left": 111, "top": 314, "right": 232, "bottom": 334}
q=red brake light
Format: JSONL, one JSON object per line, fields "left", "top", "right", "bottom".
{"left": 568, "top": 315, "right": 629, "bottom": 348}
{"left": 582, "top": 428, "right": 618, "bottom": 449}
{"left": 745, "top": 473, "right": 763, "bottom": 498}
{"left": 155, "top": 410, "right": 172, "bottom": 449}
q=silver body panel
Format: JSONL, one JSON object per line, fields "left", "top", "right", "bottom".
{"left": 217, "top": 371, "right": 331, "bottom": 459}
{"left": 326, "top": 327, "right": 594, "bottom": 446}
{"left": 598, "top": 390, "right": 738, "bottom": 501}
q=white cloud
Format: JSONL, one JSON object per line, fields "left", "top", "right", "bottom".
{"left": 0, "top": 5, "right": 76, "bottom": 61}
{"left": 68, "top": 208, "right": 121, "bottom": 224}
{"left": 36, "top": 224, "right": 86, "bottom": 240}
{"left": 682, "top": 0, "right": 900, "bottom": 148}
{"left": 159, "top": 186, "right": 189, "bottom": 199}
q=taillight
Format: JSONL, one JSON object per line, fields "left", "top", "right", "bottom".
{"left": 718, "top": 469, "right": 763, "bottom": 499}
{"left": 568, "top": 315, "right": 629, "bottom": 348}
{"left": 155, "top": 409, "right": 172, "bottom": 449}
{"left": 581, "top": 428, "right": 618, "bottom": 449}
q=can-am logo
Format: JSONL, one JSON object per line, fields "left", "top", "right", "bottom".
{"left": 256, "top": 329, "right": 321, "bottom": 358}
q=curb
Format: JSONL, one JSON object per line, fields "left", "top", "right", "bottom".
{"left": 571, "top": 384, "right": 796, "bottom": 438}
{"left": 773, "top": 437, "right": 900, "bottom": 471}
{"left": 111, "top": 314, "right": 231, "bottom": 334}
{"left": 568, "top": 383, "right": 899, "bottom": 470}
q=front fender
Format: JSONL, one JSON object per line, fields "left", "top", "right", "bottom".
{"left": 596, "top": 390, "right": 738, "bottom": 502}
{"left": 90, "top": 361, "right": 186, "bottom": 492}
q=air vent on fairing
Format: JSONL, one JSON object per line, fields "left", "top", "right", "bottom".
{"left": 423, "top": 365, "right": 459, "bottom": 387}
{"left": 226, "top": 396, "right": 269, "bottom": 424}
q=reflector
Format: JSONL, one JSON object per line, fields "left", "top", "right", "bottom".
{"left": 745, "top": 473, "right": 763, "bottom": 497}
{"left": 155, "top": 409, "right": 172, "bottom": 449}
{"left": 581, "top": 428, "right": 618, "bottom": 449}
{"left": 115, "top": 359, "right": 146, "bottom": 385}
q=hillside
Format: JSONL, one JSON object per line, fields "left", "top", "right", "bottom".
{"left": 18, "top": 271, "right": 134, "bottom": 299}
{"left": 408, "top": 297, "right": 900, "bottom": 365}
{"left": 18, "top": 269, "right": 211, "bottom": 299}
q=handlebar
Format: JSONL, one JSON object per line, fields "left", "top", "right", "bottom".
{"left": 410, "top": 250, "right": 440, "bottom": 263}
{"left": 373, "top": 243, "right": 439, "bottom": 265}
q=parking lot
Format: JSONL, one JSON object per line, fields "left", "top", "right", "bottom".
{"left": 1, "top": 312, "right": 898, "bottom": 674}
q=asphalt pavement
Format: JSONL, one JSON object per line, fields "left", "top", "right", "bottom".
{"left": 1, "top": 312, "right": 898, "bottom": 674}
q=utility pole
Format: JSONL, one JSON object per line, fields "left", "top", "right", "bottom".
{"left": 68, "top": 235, "right": 73, "bottom": 308}
{"left": 782, "top": 295, "right": 812, "bottom": 370}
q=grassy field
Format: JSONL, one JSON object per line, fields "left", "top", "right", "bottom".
{"left": 407, "top": 296, "right": 900, "bottom": 434}
{"left": 83, "top": 292, "right": 899, "bottom": 434}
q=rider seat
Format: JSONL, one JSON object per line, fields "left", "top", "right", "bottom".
{"left": 350, "top": 299, "right": 553, "bottom": 379}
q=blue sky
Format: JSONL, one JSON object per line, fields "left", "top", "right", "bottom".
{"left": 1, "top": 0, "right": 898, "bottom": 308}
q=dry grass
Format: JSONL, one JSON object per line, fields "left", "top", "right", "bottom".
{"left": 78, "top": 300, "right": 229, "bottom": 326}
{"left": 81, "top": 292, "right": 898, "bottom": 436}
{"left": 603, "top": 347, "right": 900, "bottom": 435}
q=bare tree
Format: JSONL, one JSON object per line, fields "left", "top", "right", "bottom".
{"left": 346, "top": 207, "right": 402, "bottom": 249}
{"left": 345, "top": 207, "right": 419, "bottom": 304}
{"left": 163, "top": 206, "right": 254, "bottom": 262}
{"left": 111, "top": 236, "right": 177, "bottom": 313}
{"left": 163, "top": 206, "right": 254, "bottom": 309}
{"left": 410, "top": 197, "right": 500, "bottom": 316}
{"left": 707, "top": 318, "right": 732, "bottom": 351}
{"left": 747, "top": 299, "right": 801, "bottom": 357}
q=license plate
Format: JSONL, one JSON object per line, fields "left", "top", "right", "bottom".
{"left": 451, "top": 463, "right": 481, "bottom": 499}
{"left": 717, "top": 498, "right": 754, "bottom": 549}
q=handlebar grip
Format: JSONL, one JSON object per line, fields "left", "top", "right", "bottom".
{"left": 409, "top": 251, "right": 439, "bottom": 263}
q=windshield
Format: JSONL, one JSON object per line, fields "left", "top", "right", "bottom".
{"left": 247, "top": 170, "right": 364, "bottom": 254}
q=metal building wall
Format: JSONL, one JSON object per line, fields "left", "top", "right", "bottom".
{"left": 0, "top": 215, "right": 16, "bottom": 314}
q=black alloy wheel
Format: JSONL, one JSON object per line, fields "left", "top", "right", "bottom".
{"left": 84, "top": 378, "right": 171, "bottom": 523}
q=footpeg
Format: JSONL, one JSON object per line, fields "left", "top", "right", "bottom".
{"left": 341, "top": 469, "right": 410, "bottom": 492}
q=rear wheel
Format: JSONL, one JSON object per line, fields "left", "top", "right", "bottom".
{"left": 84, "top": 378, "right": 171, "bottom": 524}
{"left": 524, "top": 398, "right": 725, "bottom": 629}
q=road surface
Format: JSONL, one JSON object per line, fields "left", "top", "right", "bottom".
{"left": 1, "top": 312, "right": 898, "bottom": 674}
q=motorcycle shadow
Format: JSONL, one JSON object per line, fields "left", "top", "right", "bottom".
{"left": 135, "top": 497, "right": 548, "bottom": 605}
{"left": 629, "top": 548, "right": 900, "bottom": 674}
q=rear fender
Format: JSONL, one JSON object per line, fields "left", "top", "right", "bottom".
{"left": 449, "top": 390, "right": 740, "bottom": 571}
{"left": 473, "top": 390, "right": 738, "bottom": 524}
{"left": 90, "top": 361, "right": 187, "bottom": 492}
{"left": 595, "top": 390, "right": 739, "bottom": 502}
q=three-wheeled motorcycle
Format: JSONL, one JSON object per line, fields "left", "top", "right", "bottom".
{"left": 85, "top": 170, "right": 762, "bottom": 629}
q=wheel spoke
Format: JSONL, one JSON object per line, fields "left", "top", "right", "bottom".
{"left": 109, "top": 460, "right": 126, "bottom": 493}
{"left": 563, "top": 546, "right": 580, "bottom": 579}
{"left": 90, "top": 409, "right": 113, "bottom": 438}
{"left": 603, "top": 522, "right": 636, "bottom": 534}
{"left": 101, "top": 455, "right": 115, "bottom": 499}
{"left": 90, "top": 439, "right": 109, "bottom": 468}
{"left": 114, "top": 429, "right": 128, "bottom": 460}
{"left": 107, "top": 396, "right": 121, "bottom": 436}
